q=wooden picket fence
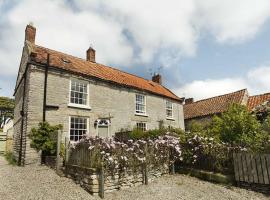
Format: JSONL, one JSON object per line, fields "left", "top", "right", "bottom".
{"left": 233, "top": 152, "right": 270, "bottom": 185}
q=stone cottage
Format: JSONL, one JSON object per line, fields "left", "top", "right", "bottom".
{"left": 184, "top": 88, "right": 270, "bottom": 129}
{"left": 13, "top": 24, "right": 185, "bottom": 165}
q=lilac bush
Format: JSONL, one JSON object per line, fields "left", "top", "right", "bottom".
{"left": 69, "top": 133, "right": 182, "bottom": 172}
{"left": 181, "top": 134, "right": 248, "bottom": 174}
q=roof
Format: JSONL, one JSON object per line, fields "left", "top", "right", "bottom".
{"left": 184, "top": 89, "right": 247, "bottom": 120}
{"left": 31, "top": 45, "right": 181, "bottom": 101}
{"left": 247, "top": 93, "right": 270, "bottom": 111}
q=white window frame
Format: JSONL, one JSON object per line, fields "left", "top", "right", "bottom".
{"left": 166, "top": 100, "right": 173, "bottom": 119}
{"left": 135, "top": 94, "right": 147, "bottom": 116}
{"left": 136, "top": 122, "right": 147, "bottom": 132}
{"left": 68, "top": 79, "right": 91, "bottom": 109}
{"left": 69, "top": 116, "right": 89, "bottom": 142}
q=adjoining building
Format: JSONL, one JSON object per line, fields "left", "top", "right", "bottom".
{"left": 184, "top": 89, "right": 270, "bottom": 129}
{"left": 13, "top": 24, "right": 185, "bottom": 165}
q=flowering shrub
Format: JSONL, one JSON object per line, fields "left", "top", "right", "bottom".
{"left": 180, "top": 133, "right": 247, "bottom": 174}
{"left": 68, "top": 133, "right": 182, "bottom": 172}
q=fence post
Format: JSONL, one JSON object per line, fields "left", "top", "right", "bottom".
{"left": 56, "top": 130, "right": 62, "bottom": 175}
{"left": 143, "top": 163, "right": 148, "bottom": 185}
{"left": 99, "top": 164, "right": 105, "bottom": 199}
{"left": 170, "top": 162, "right": 175, "bottom": 174}
{"left": 65, "top": 137, "right": 70, "bottom": 165}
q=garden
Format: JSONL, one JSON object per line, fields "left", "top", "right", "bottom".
{"left": 27, "top": 102, "right": 270, "bottom": 196}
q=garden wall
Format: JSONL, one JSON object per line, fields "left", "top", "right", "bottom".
{"left": 65, "top": 163, "right": 169, "bottom": 196}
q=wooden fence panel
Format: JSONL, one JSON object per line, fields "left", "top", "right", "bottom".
{"left": 233, "top": 153, "right": 240, "bottom": 181}
{"left": 261, "top": 155, "right": 269, "bottom": 184}
{"left": 233, "top": 152, "right": 270, "bottom": 185}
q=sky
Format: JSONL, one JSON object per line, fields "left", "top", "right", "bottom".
{"left": 1, "top": 0, "right": 270, "bottom": 101}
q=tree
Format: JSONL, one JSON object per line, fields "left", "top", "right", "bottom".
{"left": 210, "top": 103, "right": 261, "bottom": 147}
{"left": 0, "top": 96, "right": 15, "bottom": 126}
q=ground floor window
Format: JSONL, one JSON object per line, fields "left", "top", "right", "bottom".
{"left": 136, "top": 122, "right": 147, "bottom": 132}
{"left": 70, "top": 116, "right": 88, "bottom": 141}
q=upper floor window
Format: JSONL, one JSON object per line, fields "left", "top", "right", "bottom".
{"left": 166, "top": 101, "right": 173, "bottom": 118}
{"left": 136, "top": 94, "right": 146, "bottom": 114}
{"left": 70, "top": 79, "right": 88, "bottom": 106}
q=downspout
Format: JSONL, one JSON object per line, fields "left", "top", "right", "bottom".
{"left": 18, "top": 63, "right": 29, "bottom": 166}
{"left": 43, "top": 54, "right": 50, "bottom": 122}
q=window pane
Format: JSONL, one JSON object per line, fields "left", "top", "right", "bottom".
{"left": 70, "top": 80, "right": 88, "bottom": 105}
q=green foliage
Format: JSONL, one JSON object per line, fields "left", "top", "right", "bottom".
{"left": 0, "top": 96, "right": 15, "bottom": 124}
{"left": 4, "top": 152, "right": 17, "bottom": 165}
{"left": 29, "top": 122, "right": 62, "bottom": 156}
{"left": 128, "top": 127, "right": 185, "bottom": 140}
{"left": 210, "top": 104, "right": 261, "bottom": 147}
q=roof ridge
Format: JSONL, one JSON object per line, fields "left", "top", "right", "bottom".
{"left": 189, "top": 88, "right": 247, "bottom": 104}
{"left": 249, "top": 93, "right": 270, "bottom": 98}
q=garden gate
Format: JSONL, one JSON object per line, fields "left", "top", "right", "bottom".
{"left": 233, "top": 152, "right": 270, "bottom": 193}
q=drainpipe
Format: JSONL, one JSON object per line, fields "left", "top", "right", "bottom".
{"left": 43, "top": 54, "right": 50, "bottom": 122}
{"left": 18, "top": 63, "right": 29, "bottom": 166}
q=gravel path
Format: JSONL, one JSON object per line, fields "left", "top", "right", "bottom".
{"left": 0, "top": 156, "right": 268, "bottom": 200}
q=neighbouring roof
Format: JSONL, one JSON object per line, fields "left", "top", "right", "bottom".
{"left": 184, "top": 89, "right": 247, "bottom": 120}
{"left": 247, "top": 93, "right": 270, "bottom": 111}
{"left": 31, "top": 45, "right": 181, "bottom": 101}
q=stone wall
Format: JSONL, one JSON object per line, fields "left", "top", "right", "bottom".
{"left": 27, "top": 65, "right": 184, "bottom": 140}
{"left": 65, "top": 164, "right": 169, "bottom": 196}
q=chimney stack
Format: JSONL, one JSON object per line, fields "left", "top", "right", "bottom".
{"left": 25, "top": 23, "right": 36, "bottom": 44}
{"left": 152, "top": 73, "right": 162, "bottom": 84}
{"left": 185, "top": 98, "right": 194, "bottom": 104}
{"left": 86, "top": 47, "right": 96, "bottom": 62}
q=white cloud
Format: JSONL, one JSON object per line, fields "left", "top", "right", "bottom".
{"left": 195, "top": 0, "right": 270, "bottom": 43}
{"left": 1, "top": 0, "right": 270, "bottom": 97}
{"left": 175, "top": 66, "right": 270, "bottom": 101}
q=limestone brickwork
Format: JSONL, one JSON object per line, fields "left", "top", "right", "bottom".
{"left": 26, "top": 65, "right": 184, "bottom": 141}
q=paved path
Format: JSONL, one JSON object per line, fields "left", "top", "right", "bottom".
{"left": 0, "top": 156, "right": 268, "bottom": 200}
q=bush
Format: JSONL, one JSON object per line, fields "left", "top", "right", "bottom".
{"left": 70, "top": 134, "right": 182, "bottom": 172}
{"left": 210, "top": 104, "right": 261, "bottom": 148}
{"left": 127, "top": 127, "right": 185, "bottom": 140}
{"left": 29, "top": 122, "right": 62, "bottom": 156}
{"left": 4, "top": 152, "right": 16, "bottom": 165}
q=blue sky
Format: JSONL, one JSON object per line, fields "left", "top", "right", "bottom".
{"left": 1, "top": 0, "right": 270, "bottom": 100}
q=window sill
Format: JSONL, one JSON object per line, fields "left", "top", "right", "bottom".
{"left": 166, "top": 117, "right": 175, "bottom": 121}
{"left": 68, "top": 103, "right": 91, "bottom": 110}
{"left": 135, "top": 113, "right": 149, "bottom": 117}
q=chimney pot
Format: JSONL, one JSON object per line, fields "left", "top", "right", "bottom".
{"left": 86, "top": 47, "right": 96, "bottom": 62}
{"left": 25, "top": 24, "right": 36, "bottom": 44}
{"left": 185, "top": 98, "right": 194, "bottom": 104}
{"left": 152, "top": 73, "right": 162, "bottom": 84}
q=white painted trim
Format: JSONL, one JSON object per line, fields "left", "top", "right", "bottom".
{"left": 68, "top": 103, "right": 91, "bottom": 110}
{"left": 68, "top": 115, "right": 90, "bottom": 142}
{"left": 69, "top": 78, "right": 90, "bottom": 108}
{"left": 166, "top": 100, "right": 173, "bottom": 119}
{"left": 135, "top": 113, "right": 149, "bottom": 117}
{"left": 135, "top": 93, "right": 147, "bottom": 115}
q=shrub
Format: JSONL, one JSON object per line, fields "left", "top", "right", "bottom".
{"left": 210, "top": 104, "right": 261, "bottom": 147}
{"left": 4, "top": 152, "right": 16, "bottom": 165}
{"left": 127, "top": 127, "right": 185, "bottom": 140}
{"left": 29, "top": 122, "right": 62, "bottom": 156}
{"left": 69, "top": 134, "right": 182, "bottom": 172}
